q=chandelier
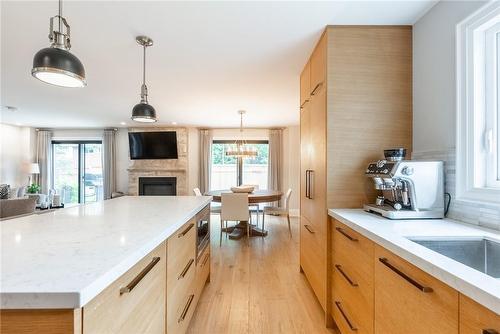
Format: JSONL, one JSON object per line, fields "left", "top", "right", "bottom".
{"left": 225, "top": 110, "right": 257, "bottom": 158}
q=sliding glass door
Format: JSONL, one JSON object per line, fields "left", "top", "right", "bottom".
{"left": 210, "top": 140, "right": 269, "bottom": 190}
{"left": 52, "top": 141, "right": 103, "bottom": 204}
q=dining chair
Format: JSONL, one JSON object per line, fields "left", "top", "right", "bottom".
{"left": 220, "top": 193, "right": 251, "bottom": 246}
{"left": 194, "top": 187, "right": 221, "bottom": 214}
{"left": 262, "top": 188, "right": 292, "bottom": 237}
{"left": 245, "top": 184, "right": 260, "bottom": 224}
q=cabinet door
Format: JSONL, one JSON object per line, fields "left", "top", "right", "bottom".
{"left": 309, "top": 80, "right": 327, "bottom": 236}
{"left": 310, "top": 33, "right": 326, "bottom": 96}
{"left": 460, "top": 294, "right": 500, "bottom": 334}
{"left": 300, "top": 102, "right": 312, "bottom": 222}
{"left": 83, "top": 243, "right": 166, "bottom": 334}
{"left": 300, "top": 215, "right": 326, "bottom": 310}
{"left": 374, "top": 245, "right": 458, "bottom": 334}
{"left": 300, "top": 61, "right": 311, "bottom": 107}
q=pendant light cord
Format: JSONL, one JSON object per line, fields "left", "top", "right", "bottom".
{"left": 58, "top": 0, "right": 62, "bottom": 32}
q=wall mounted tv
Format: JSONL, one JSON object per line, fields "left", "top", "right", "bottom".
{"left": 128, "top": 131, "right": 178, "bottom": 160}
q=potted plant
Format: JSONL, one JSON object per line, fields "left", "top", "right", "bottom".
{"left": 26, "top": 184, "right": 43, "bottom": 206}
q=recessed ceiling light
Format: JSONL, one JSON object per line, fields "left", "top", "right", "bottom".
{"left": 120, "top": 121, "right": 127, "bottom": 126}
{"left": 171, "top": 121, "right": 177, "bottom": 125}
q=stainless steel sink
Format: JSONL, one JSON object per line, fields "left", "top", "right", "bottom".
{"left": 408, "top": 237, "right": 500, "bottom": 279}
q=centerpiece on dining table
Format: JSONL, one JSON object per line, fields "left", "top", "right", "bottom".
{"left": 230, "top": 185, "right": 255, "bottom": 193}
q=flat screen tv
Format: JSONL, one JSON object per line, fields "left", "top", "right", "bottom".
{"left": 128, "top": 131, "right": 178, "bottom": 160}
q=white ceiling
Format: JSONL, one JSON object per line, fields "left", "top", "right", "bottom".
{"left": 1, "top": 1, "right": 437, "bottom": 129}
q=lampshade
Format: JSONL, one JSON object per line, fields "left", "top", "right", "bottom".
{"left": 131, "top": 102, "right": 157, "bottom": 123}
{"left": 29, "top": 163, "right": 40, "bottom": 174}
{"left": 32, "top": 47, "right": 86, "bottom": 88}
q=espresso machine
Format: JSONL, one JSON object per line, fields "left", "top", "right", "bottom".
{"left": 364, "top": 148, "right": 445, "bottom": 219}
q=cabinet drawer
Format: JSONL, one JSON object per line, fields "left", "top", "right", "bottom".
{"left": 167, "top": 286, "right": 197, "bottom": 334}
{"left": 195, "top": 247, "right": 210, "bottom": 296}
{"left": 460, "top": 294, "right": 500, "bottom": 334}
{"left": 83, "top": 242, "right": 166, "bottom": 334}
{"left": 334, "top": 220, "right": 373, "bottom": 267}
{"left": 167, "top": 219, "right": 196, "bottom": 284}
{"left": 300, "top": 216, "right": 326, "bottom": 310}
{"left": 374, "top": 245, "right": 458, "bottom": 334}
{"left": 332, "top": 296, "right": 362, "bottom": 334}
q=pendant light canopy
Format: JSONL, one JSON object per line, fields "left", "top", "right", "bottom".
{"left": 226, "top": 110, "right": 258, "bottom": 158}
{"left": 31, "top": 0, "right": 86, "bottom": 88}
{"left": 131, "top": 36, "right": 157, "bottom": 123}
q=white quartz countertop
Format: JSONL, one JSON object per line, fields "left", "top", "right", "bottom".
{"left": 0, "top": 196, "right": 212, "bottom": 309}
{"left": 329, "top": 209, "right": 500, "bottom": 315}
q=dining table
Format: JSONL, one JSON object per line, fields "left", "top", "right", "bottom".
{"left": 205, "top": 189, "right": 283, "bottom": 240}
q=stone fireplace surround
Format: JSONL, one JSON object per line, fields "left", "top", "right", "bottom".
{"left": 127, "top": 127, "right": 189, "bottom": 196}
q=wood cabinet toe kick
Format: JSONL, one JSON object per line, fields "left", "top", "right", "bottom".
{"left": 0, "top": 204, "right": 211, "bottom": 334}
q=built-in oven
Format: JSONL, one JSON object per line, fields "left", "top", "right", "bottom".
{"left": 196, "top": 204, "right": 210, "bottom": 262}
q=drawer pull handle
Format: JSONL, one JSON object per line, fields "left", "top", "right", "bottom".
{"left": 334, "top": 301, "right": 357, "bottom": 331}
{"left": 178, "top": 223, "right": 194, "bottom": 238}
{"left": 120, "top": 256, "right": 160, "bottom": 295}
{"left": 336, "top": 227, "right": 358, "bottom": 242}
{"left": 310, "top": 82, "right": 323, "bottom": 96}
{"left": 379, "top": 257, "right": 433, "bottom": 293}
{"left": 304, "top": 224, "right": 315, "bottom": 234}
{"left": 178, "top": 294, "right": 195, "bottom": 323}
{"left": 178, "top": 258, "right": 194, "bottom": 280}
{"left": 300, "top": 100, "right": 309, "bottom": 109}
{"left": 202, "top": 253, "right": 210, "bottom": 267}
{"left": 483, "top": 330, "right": 499, "bottom": 334}
{"left": 335, "top": 264, "right": 358, "bottom": 287}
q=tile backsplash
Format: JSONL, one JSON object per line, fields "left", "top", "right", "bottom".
{"left": 413, "top": 149, "right": 500, "bottom": 231}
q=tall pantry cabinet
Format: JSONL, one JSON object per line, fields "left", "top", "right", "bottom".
{"left": 299, "top": 26, "right": 413, "bottom": 324}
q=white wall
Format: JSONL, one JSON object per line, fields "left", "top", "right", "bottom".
{"left": 413, "top": 0, "right": 486, "bottom": 152}
{"left": 0, "top": 123, "right": 34, "bottom": 187}
{"left": 283, "top": 126, "right": 300, "bottom": 215}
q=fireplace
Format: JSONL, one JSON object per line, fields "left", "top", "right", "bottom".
{"left": 138, "top": 177, "right": 177, "bottom": 196}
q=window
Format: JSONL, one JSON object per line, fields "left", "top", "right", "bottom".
{"left": 457, "top": 2, "right": 500, "bottom": 203}
{"left": 52, "top": 141, "right": 103, "bottom": 204}
{"left": 210, "top": 140, "right": 269, "bottom": 190}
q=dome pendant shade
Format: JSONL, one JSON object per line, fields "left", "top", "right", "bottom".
{"left": 132, "top": 102, "right": 157, "bottom": 123}
{"left": 32, "top": 47, "right": 86, "bottom": 87}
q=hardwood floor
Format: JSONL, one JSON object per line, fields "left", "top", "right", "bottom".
{"left": 187, "top": 214, "right": 336, "bottom": 334}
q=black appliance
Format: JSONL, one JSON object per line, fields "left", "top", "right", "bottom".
{"left": 128, "top": 131, "right": 178, "bottom": 160}
{"left": 196, "top": 205, "right": 210, "bottom": 262}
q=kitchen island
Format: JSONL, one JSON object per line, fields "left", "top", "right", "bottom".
{"left": 0, "top": 196, "right": 212, "bottom": 334}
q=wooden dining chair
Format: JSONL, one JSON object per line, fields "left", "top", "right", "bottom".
{"left": 220, "top": 193, "right": 251, "bottom": 246}
{"left": 262, "top": 189, "right": 293, "bottom": 237}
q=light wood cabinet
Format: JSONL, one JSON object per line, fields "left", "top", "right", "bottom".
{"left": 299, "top": 25, "right": 412, "bottom": 325}
{"left": 300, "top": 61, "right": 311, "bottom": 107}
{"left": 167, "top": 219, "right": 198, "bottom": 334}
{"left": 460, "top": 294, "right": 500, "bottom": 334}
{"left": 83, "top": 242, "right": 166, "bottom": 334}
{"left": 332, "top": 220, "right": 374, "bottom": 334}
{"left": 374, "top": 245, "right": 459, "bottom": 334}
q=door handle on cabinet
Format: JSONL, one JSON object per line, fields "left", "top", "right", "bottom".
{"left": 335, "top": 227, "right": 358, "bottom": 242}
{"left": 305, "top": 170, "right": 310, "bottom": 199}
{"left": 334, "top": 301, "right": 357, "bottom": 331}
{"left": 178, "top": 223, "right": 194, "bottom": 238}
{"left": 304, "top": 224, "right": 315, "bottom": 234}
{"left": 308, "top": 170, "right": 314, "bottom": 199}
{"left": 178, "top": 258, "right": 194, "bottom": 280}
{"left": 119, "top": 257, "right": 160, "bottom": 295}
{"left": 378, "top": 257, "right": 433, "bottom": 293}
{"left": 178, "top": 294, "right": 195, "bottom": 323}
{"left": 335, "top": 264, "right": 358, "bottom": 287}
{"left": 310, "top": 82, "right": 323, "bottom": 96}
{"left": 300, "top": 100, "right": 309, "bottom": 110}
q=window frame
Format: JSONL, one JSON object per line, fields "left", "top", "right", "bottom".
{"left": 456, "top": 1, "right": 500, "bottom": 204}
{"left": 51, "top": 140, "right": 102, "bottom": 204}
{"left": 211, "top": 139, "right": 269, "bottom": 188}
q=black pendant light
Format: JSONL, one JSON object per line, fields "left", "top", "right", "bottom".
{"left": 131, "top": 36, "right": 157, "bottom": 123}
{"left": 31, "top": 0, "right": 86, "bottom": 88}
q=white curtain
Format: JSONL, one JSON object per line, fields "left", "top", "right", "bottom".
{"left": 35, "top": 130, "right": 52, "bottom": 194}
{"left": 268, "top": 129, "right": 283, "bottom": 192}
{"left": 199, "top": 129, "right": 212, "bottom": 194}
{"left": 102, "top": 129, "right": 116, "bottom": 200}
